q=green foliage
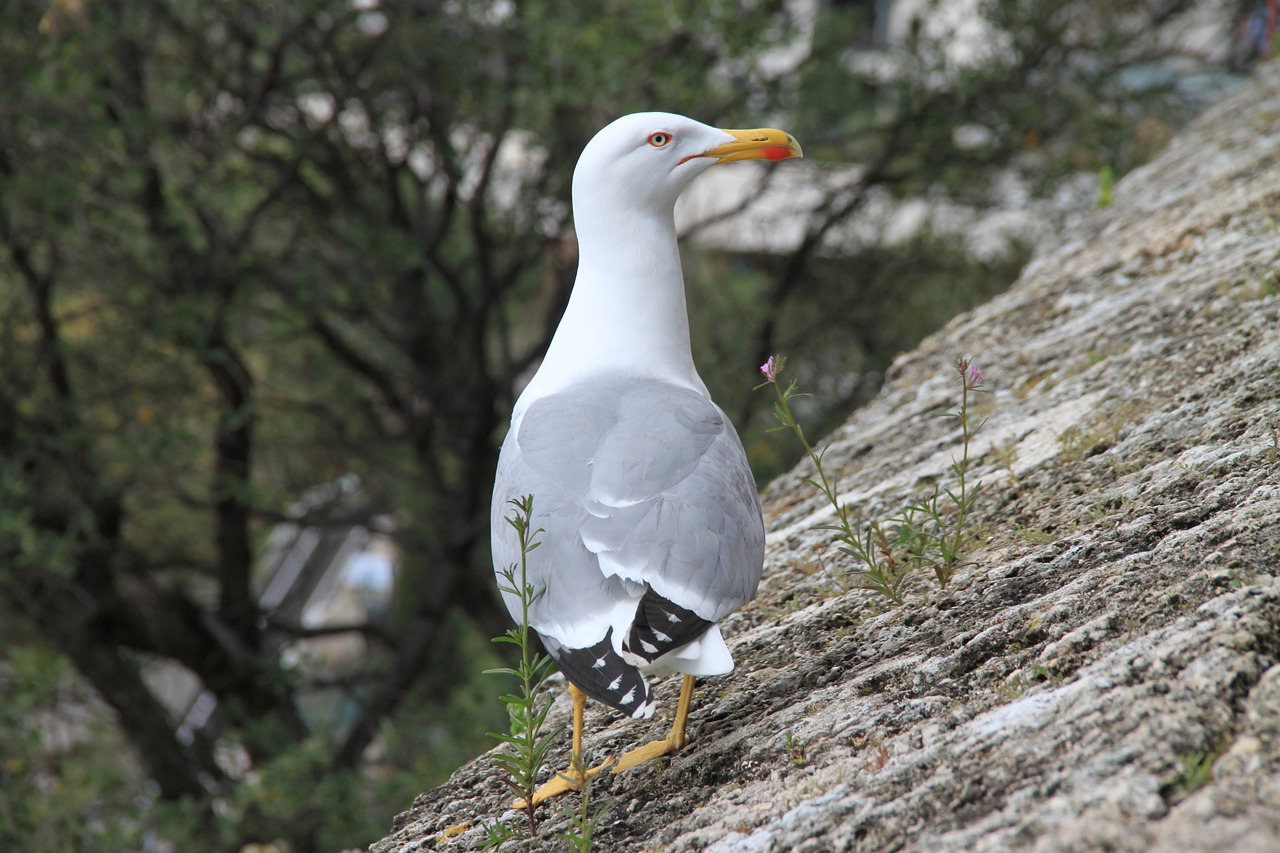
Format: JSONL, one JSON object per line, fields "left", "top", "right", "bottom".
{"left": 0, "top": 644, "right": 203, "bottom": 852}
{"left": 485, "top": 495, "right": 563, "bottom": 839}
{"left": 0, "top": 632, "right": 498, "bottom": 852}
{"left": 759, "top": 355, "right": 987, "bottom": 604}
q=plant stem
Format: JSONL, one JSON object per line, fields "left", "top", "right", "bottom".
{"left": 484, "top": 495, "right": 561, "bottom": 841}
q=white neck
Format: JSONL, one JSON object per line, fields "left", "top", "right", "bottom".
{"left": 518, "top": 197, "right": 707, "bottom": 410}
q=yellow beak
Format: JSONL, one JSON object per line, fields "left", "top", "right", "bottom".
{"left": 696, "top": 127, "right": 804, "bottom": 165}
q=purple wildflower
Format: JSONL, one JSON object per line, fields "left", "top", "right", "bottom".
{"left": 760, "top": 355, "right": 779, "bottom": 382}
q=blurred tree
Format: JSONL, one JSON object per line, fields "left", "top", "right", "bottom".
{"left": 0, "top": 0, "right": 798, "bottom": 849}
{"left": 0, "top": 0, "right": 1238, "bottom": 848}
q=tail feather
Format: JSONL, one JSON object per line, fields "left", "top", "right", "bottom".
{"left": 623, "top": 589, "right": 712, "bottom": 665}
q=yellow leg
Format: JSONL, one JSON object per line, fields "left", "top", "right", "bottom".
{"left": 612, "top": 675, "right": 696, "bottom": 773}
{"left": 514, "top": 683, "right": 613, "bottom": 807}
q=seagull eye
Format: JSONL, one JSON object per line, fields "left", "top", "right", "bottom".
{"left": 647, "top": 132, "right": 672, "bottom": 148}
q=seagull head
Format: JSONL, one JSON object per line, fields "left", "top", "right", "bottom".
{"left": 572, "top": 112, "right": 803, "bottom": 214}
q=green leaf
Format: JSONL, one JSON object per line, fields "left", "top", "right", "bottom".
{"left": 483, "top": 666, "right": 520, "bottom": 677}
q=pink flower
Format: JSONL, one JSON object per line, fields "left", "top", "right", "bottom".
{"left": 956, "top": 357, "right": 983, "bottom": 387}
{"left": 760, "top": 355, "right": 779, "bottom": 382}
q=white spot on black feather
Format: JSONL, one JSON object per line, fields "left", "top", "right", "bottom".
{"left": 621, "top": 687, "right": 636, "bottom": 704}
{"left": 653, "top": 630, "right": 671, "bottom": 643}
{"left": 641, "top": 640, "right": 658, "bottom": 654}
{"left": 593, "top": 656, "right": 606, "bottom": 668}
{"left": 608, "top": 675, "right": 622, "bottom": 690}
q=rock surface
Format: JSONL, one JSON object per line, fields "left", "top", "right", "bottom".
{"left": 371, "top": 64, "right": 1280, "bottom": 852}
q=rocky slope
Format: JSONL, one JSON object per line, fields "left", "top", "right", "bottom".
{"left": 372, "top": 63, "right": 1280, "bottom": 852}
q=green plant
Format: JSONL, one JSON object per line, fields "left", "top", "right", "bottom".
{"left": 1014, "top": 524, "right": 1056, "bottom": 545}
{"left": 757, "top": 356, "right": 910, "bottom": 603}
{"left": 1097, "top": 164, "right": 1114, "bottom": 208}
{"left": 783, "top": 729, "right": 809, "bottom": 767}
{"left": 484, "top": 495, "right": 563, "bottom": 840}
{"left": 758, "top": 355, "right": 988, "bottom": 603}
{"left": 1174, "top": 752, "right": 1215, "bottom": 796}
{"left": 1030, "top": 664, "right": 1066, "bottom": 684}
{"left": 900, "top": 360, "right": 985, "bottom": 588}
{"left": 1228, "top": 568, "right": 1258, "bottom": 589}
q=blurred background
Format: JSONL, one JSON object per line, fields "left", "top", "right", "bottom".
{"left": 1, "top": 0, "right": 1272, "bottom": 849}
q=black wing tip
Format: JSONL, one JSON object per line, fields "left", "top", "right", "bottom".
{"left": 542, "top": 630, "right": 656, "bottom": 718}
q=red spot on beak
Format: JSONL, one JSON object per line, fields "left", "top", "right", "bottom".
{"left": 762, "top": 146, "right": 794, "bottom": 161}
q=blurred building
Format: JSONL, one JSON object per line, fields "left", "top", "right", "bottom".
{"left": 144, "top": 475, "right": 398, "bottom": 753}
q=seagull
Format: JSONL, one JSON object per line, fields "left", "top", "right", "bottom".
{"left": 491, "top": 112, "right": 802, "bottom": 804}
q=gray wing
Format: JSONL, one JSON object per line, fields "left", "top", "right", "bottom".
{"left": 490, "top": 376, "right": 764, "bottom": 650}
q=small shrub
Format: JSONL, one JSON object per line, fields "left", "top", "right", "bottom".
{"left": 758, "top": 355, "right": 988, "bottom": 603}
